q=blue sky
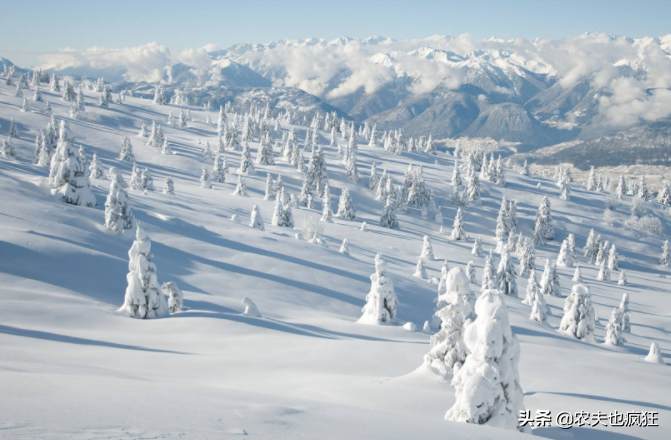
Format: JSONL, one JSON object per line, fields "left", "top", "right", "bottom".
{"left": 2, "top": 0, "right": 670, "bottom": 67}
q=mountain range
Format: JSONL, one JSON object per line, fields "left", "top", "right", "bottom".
{"left": 22, "top": 33, "right": 671, "bottom": 166}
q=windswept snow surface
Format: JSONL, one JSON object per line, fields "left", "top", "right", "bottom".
{"left": 0, "top": 82, "right": 670, "bottom": 439}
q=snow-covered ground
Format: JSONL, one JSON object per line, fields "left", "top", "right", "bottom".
{"left": 0, "top": 82, "right": 670, "bottom": 440}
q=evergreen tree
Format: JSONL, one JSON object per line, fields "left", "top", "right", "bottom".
{"left": 320, "top": 184, "right": 333, "bottom": 222}
{"left": 583, "top": 229, "right": 598, "bottom": 262}
{"left": 420, "top": 235, "right": 434, "bottom": 260}
{"left": 556, "top": 239, "right": 574, "bottom": 267}
{"left": 162, "top": 281, "right": 183, "bottom": 314}
{"left": 232, "top": 175, "right": 248, "bottom": 196}
{"left": 522, "top": 269, "right": 539, "bottom": 305}
{"left": 119, "top": 136, "right": 134, "bottom": 161}
{"left": 237, "top": 142, "right": 255, "bottom": 175}
{"left": 0, "top": 138, "right": 17, "bottom": 159}
{"left": 573, "top": 266, "right": 582, "bottom": 282}
{"left": 480, "top": 251, "right": 496, "bottom": 292}
{"left": 104, "top": 177, "right": 134, "bottom": 232}
{"left": 451, "top": 208, "right": 466, "bottom": 241}
{"left": 607, "top": 244, "right": 619, "bottom": 271}
{"left": 369, "top": 162, "right": 379, "bottom": 190}
{"left": 445, "top": 289, "right": 527, "bottom": 432}
{"left": 519, "top": 238, "right": 536, "bottom": 277}
{"left": 163, "top": 177, "right": 175, "bottom": 195}
{"left": 529, "top": 280, "right": 547, "bottom": 323}
{"left": 161, "top": 138, "right": 173, "bottom": 155}
{"left": 89, "top": 153, "right": 105, "bottom": 179}
{"left": 466, "top": 261, "right": 476, "bottom": 284}
{"left": 496, "top": 247, "right": 518, "bottom": 297}
{"left": 533, "top": 196, "right": 554, "bottom": 245}
{"left": 471, "top": 236, "right": 483, "bottom": 257}
{"left": 560, "top": 284, "right": 596, "bottom": 341}
{"left": 495, "top": 197, "right": 510, "bottom": 251}
{"left": 120, "top": 224, "right": 169, "bottom": 319}
{"left": 48, "top": 122, "right": 96, "bottom": 207}
{"left": 539, "top": 259, "right": 560, "bottom": 296}
{"left": 336, "top": 188, "right": 356, "bottom": 220}
{"left": 413, "top": 257, "right": 428, "bottom": 279}
{"left": 359, "top": 253, "right": 398, "bottom": 324}
{"left": 200, "top": 167, "right": 211, "bottom": 189}
{"left": 605, "top": 308, "right": 626, "bottom": 346}
{"left": 380, "top": 195, "right": 399, "bottom": 229}
{"left": 661, "top": 240, "right": 671, "bottom": 266}
{"left": 339, "top": 238, "right": 350, "bottom": 255}
{"left": 520, "top": 160, "right": 530, "bottom": 176}
{"left": 212, "top": 154, "right": 226, "bottom": 183}
{"left": 597, "top": 259, "right": 610, "bottom": 281}
{"left": 250, "top": 204, "right": 265, "bottom": 231}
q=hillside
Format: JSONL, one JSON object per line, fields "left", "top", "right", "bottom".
{"left": 0, "top": 79, "right": 670, "bottom": 439}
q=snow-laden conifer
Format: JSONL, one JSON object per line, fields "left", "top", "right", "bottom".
{"left": 120, "top": 224, "right": 169, "bottom": 319}
{"left": 533, "top": 196, "right": 554, "bottom": 245}
{"left": 451, "top": 208, "right": 466, "bottom": 241}
{"left": 232, "top": 174, "right": 248, "bottom": 196}
{"left": 163, "top": 177, "right": 175, "bottom": 195}
{"left": 605, "top": 308, "right": 626, "bottom": 346}
{"left": 48, "top": 122, "right": 96, "bottom": 207}
{"left": 424, "top": 267, "right": 474, "bottom": 377}
{"left": 413, "top": 258, "right": 428, "bottom": 279}
{"left": 200, "top": 167, "right": 211, "bottom": 189}
{"left": 445, "top": 289, "right": 527, "bottom": 432}
{"left": 359, "top": 253, "right": 398, "bottom": 324}
{"left": 336, "top": 188, "right": 355, "bottom": 220}
{"left": 496, "top": 247, "right": 518, "bottom": 297}
{"left": 573, "top": 266, "right": 582, "bottom": 282}
{"left": 471, "top": 236, "right": 483, "bottom": 257}
{"left": 539, "top": 259, "right": 561, "bottom": 296}
{"left": 250, "top": 204, "right": 265, "bottom": 231}
{"left": 89, "top": 153, "right": 105, "bottom": 179}
{"left": 339, "top": 238, "right": 350, "bottom": 255}
{"left": 162, "top": 281, "right": 183, "bottom": 314}
{"left": 420, "top": 235, "right": 434, "bottom": 260}
{"left": 560, "top": 284, "right": 596, "bottom": 341}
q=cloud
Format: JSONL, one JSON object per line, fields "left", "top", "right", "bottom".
{"left": 37, "top": 33, "right": 671, "bottom": 127}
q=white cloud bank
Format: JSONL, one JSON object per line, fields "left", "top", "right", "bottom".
{"left": 38, "top": 33, "right": 671, "bottom": 128}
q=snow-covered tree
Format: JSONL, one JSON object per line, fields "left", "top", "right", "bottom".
{"left": 48, "top": 122, "right": 96, "bottom": 207}
{"left": 212, "top": 154, "right": 226, "bottom": 183}
{"left": 424, "top": 267, "right": 474, "bottom": 377}
{"left": 445, "top": 289, "right": 527, "bottom": 432}
{"left": 556, "top": 239, "right": 574, "bottom": 268}
{"left": 496, "top": 247, "right": 518, "bottom": 297}
{"left": 520, "top": 160, "right": 530, "bottom": 176}
{"left": 539, "top": 259, "right": 560, "bottom": 296}
{"left": 466, "top": 261, "right": 476, "bottom": 284}
{"left": 161, "top": 138, "right": 172, "bottom": 155}
{"left": 451, "top": 161, "right": 463, "bottom": 188}
{"left": 519, "top": 238, "right": 535, "bottom": 277}
{"left": 529, "top": 280, "right": 547, "bottom": 323}
{"left": 0, "top": 138, "right": 16, "bottom": 159}
{"left": 466, "top": 170, "right": 481, "bottom": 203}
{"left": 320, "top": 184, "right": 333, "bottom": 222}
{"left": 480, "top": 251, "right": 496, "bottom": 292}
{"left": 8, "top": 118, "right": 19, "bottom": 138}
{"left": 369, "top": 163, "right": 379, "bottom": 190}
{"left": 232, "top": 174, "right": 248, "bottom": 196}
{"left": 533, "top": 196, "right": 554, "bottom": 245}
{"left": 162, "top": 281, "right": 183, "bottom": 314}
{"left": 618, "top": 293, "right": 631, "bottom": 333}
{"left": 89, "top": 153, "right": 105, "bottom": 179}
{"left": 661, "top": 240, "right": 671, "bottom": 266}
{"left": 250, "top": 204, "right": 265, "bottom": 231}
{"left": 104, "top": 176, "right": 134, "bottom": 233}
{"left": 522, "top": 269, "right": 539, "bottom": 305}
{"left": 379, "top": 195, "right": 399, "bottom": 229}
{"left": 583, "top": 229, "right": 598, "bottom": 262}
{"left": 471, "top": 236, "right": 483, "bottom": 257}
{"left": 560, "top": 284, "right": 596, "bottom": 341}
{"left": 573, "top": 266, "right": 582, "bottom": 282}
{"left": 644, "top": 343, "right": 664, "bottom": 364}
{"left": 163, "top": 176, "right": 175, "bottom": 195}
{"left": 450, "top": 208, "right": 467, "bottom": 241}
{"left": 597, "top": 258, "right": 610, "bottom": 281}
{"left": 413, "top": 257, "right": 428, "bottom": 279}
{"left": 495, "top": 198, "right": 510, "bottom": 251}
{"left": 138, "top": 122, "right": 147, "bottom": 137}
{"left": 607, "top": 244, "right": 619, "bottom": 271}
{"left": 336, "top": 188, "right": 356, "bottom": 220}
{"left": 200, "top": 167, "right": 211, "bottom": 189}
{"left": 237, "top": 142, "right": 255, "bottom": 175}
{"left": 140, "top": 168, "right": 154, "bottom": 191}
{"left": 586, "top": 166, "right": 597, "bottom": 191}
{"left": 359, "top": 253, "right": 398, "bottom": 324}
{"left": 339, "top": 238, "right": 350, "bottom": 255}
{"left": 605, "top": 308, "right": 626, "bottom": 346}
{"left": 119, "top": 136, "right": 134, "bottom": 161}
{"left": 420, "top": 235, "right": 434, "bottom": 260}
{"left": 120, "top": 224, "right": 169, "bottom": 319}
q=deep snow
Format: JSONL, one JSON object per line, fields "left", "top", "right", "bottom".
{"left": 0, "top": 81, "right": 670, "bottom": 439}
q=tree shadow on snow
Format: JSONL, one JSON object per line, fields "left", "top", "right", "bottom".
{"left": 0, "top": 324, "right": 190, "bottom": 354}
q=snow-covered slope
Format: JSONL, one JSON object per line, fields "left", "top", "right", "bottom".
{"left": 0, "top": 81, "right": 670, "bottom": 439}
